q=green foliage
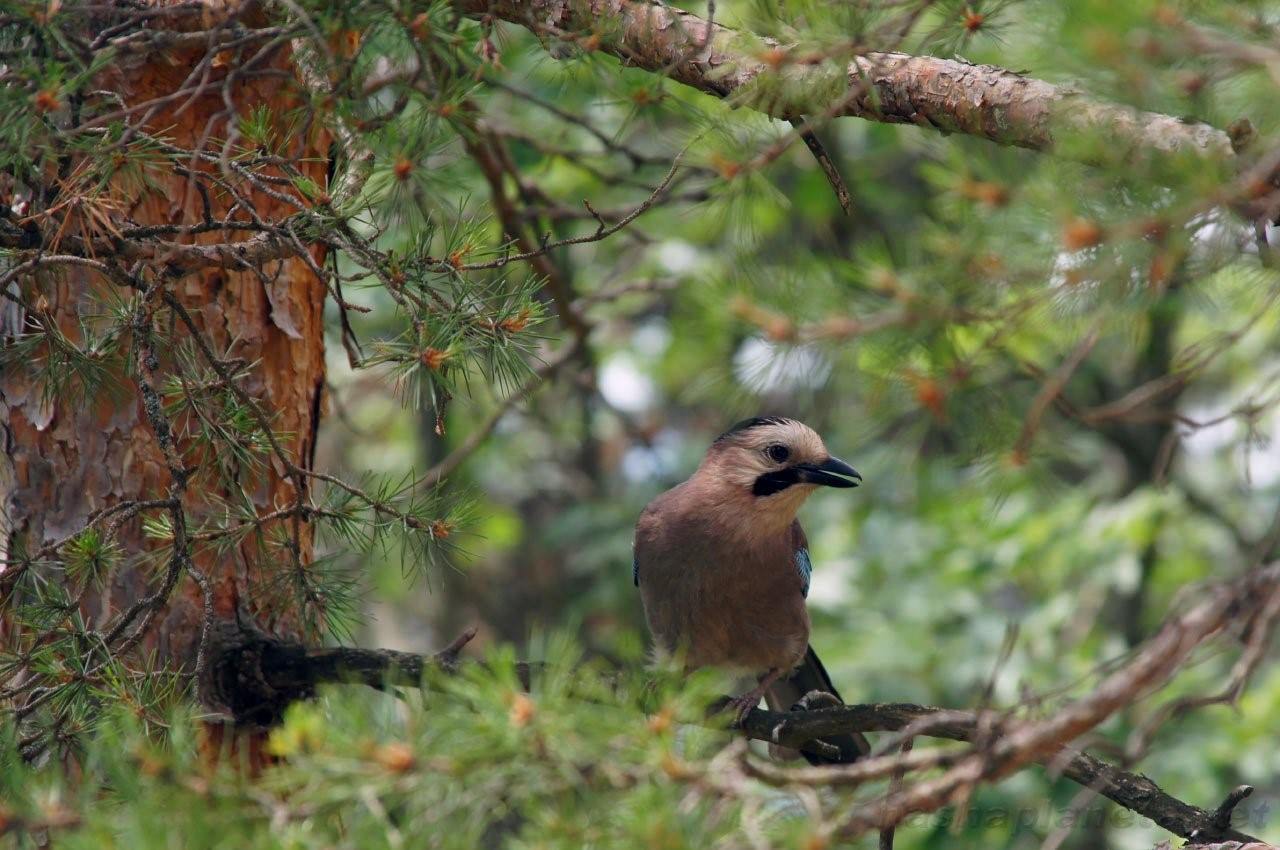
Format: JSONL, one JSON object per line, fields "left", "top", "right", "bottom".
{"left": 62, "top": 528, "right": 120, "bottom": 590}
{"left": 1, "top": 642, "right": 765, "bottom": 850}
{"left": 5, "top": 636, "right": 1275, "bottom": 848}
{"left": 4, "top": 0, "right": 1280, "bottom": 845}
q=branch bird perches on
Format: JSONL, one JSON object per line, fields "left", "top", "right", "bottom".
{"left": 198, "top": 564, "right": 1280, "bottom": 846}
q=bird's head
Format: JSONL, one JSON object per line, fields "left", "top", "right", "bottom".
{"left": 698, "top": 416, "right": 861, "bottom": 521}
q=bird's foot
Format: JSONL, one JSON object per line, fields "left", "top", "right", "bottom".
{"left": 723, "top": 689, "right": 766, "bottom": 726}
{"left": 717, "top": 668, "right": 786, "bottom": 727}
{"left": 791, "top": 689, "right": 842, "bottom": 712}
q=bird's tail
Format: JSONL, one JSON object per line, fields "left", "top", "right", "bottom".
{"left": 764, "top": 645, "right": 869, "bottom": 765}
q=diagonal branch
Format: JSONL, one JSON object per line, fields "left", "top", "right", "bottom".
{"left": 739, "top": 702, "right": 1261, "bottom": 844}
{"left": 455, "top": 0, "right": 1235, "bottom": 166}
{"left": 781, "top": 562, "right": 1279, "bottom": 843}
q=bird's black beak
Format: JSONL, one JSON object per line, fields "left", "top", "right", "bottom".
{"left": 794, "top": 456, "right": 862, "bottom": 488}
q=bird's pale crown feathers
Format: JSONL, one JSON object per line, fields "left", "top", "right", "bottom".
{"left": 704, "top": 417, "right": 827, "bottom": 488}
{"left": 691, "top": 417, "right": 860, "bottom": 537}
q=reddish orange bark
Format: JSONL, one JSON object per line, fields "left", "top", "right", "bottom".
{"left": 1, "top": 23, "right": 328, "bottom": 667}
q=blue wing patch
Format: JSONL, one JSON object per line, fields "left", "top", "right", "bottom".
{"left": 794, "top": 548, "right": 813, "bottom": 598}
{"left": 633, "top": 553, "right": 640, "bottom": 587}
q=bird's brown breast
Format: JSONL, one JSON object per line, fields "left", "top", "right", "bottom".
{"left": 635, "top": 485, "right": 809, "bottom": 673}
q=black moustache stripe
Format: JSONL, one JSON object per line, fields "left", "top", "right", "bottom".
{"left": 753, "top": 468, "right": 799, "bottom": 496}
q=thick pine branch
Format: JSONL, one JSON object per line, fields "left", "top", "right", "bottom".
{"left": 456, "top": 0, "right": 1235, "bottom": 165}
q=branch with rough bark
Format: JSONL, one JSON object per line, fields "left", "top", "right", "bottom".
{"left": 456, "top": 0, "right": 1237, "bottom": 167}
{"left": 739, "top": 704, "right": 1260, "bottom": 844}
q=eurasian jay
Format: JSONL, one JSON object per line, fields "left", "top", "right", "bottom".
{"left": 633, "top": 416, "right": 869, "bottom": 764}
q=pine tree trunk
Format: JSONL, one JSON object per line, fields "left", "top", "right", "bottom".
{"left": 1, "top": 11, "right": 328, "bottom": 671}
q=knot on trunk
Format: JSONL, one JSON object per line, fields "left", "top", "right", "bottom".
{"left": 198, "top": 616, "right": 317, "bottom": 728}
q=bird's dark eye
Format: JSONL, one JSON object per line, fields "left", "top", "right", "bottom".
{"left": 766, "top": 444, "right": 790, "bottom": 463}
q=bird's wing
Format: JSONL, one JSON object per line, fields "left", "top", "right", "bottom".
{"left": 633, "top": 552, "right": 640, "bottom": 587}
{"left": 794, "top": 548, "right": 812, "bottom": 598}
{"left": 770, "top": 521, "right": 869, "bottom": 764}
{"left": 790, "top": 520, "right": 811, "bottom": 598}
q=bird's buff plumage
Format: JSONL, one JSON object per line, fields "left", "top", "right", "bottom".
{"left": 632, "top": 417, "right": 869, "bottom": 764}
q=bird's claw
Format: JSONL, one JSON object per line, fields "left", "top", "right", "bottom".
{"left": 723, "top": 691, "right": 763, "bottom": 726}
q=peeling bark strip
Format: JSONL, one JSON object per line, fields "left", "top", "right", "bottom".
{"left": 457, "top": 0, "right": 1235, "bottom": 165}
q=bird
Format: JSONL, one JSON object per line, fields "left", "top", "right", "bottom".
{"left": 632, "top": 416, "right": 869, "bottom": 764}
